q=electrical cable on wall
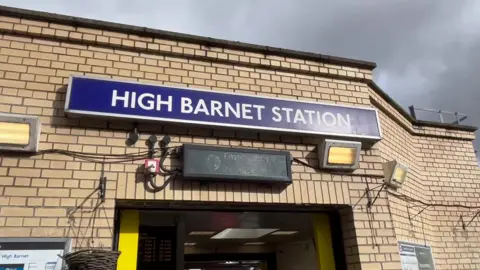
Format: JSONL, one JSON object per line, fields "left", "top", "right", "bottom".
{"left": 29, "top": 146, "right": 480, "bottom": 227}
{"left": 34, "top": 145, "right": 181, "bottom": 194}
{"left": 31, "top": 148, "right": 480, "bottom": 213}
{"left": 387, "top": 191, "right": 480, "bottom": 210}
{"left": 34, "top": 147, "right": 178, "bottom": 164}
{"left": 293, "top": 156, "right": 480, "bottom": 213}
{"left": 292, "top": 157, "right": 385, "bottom": 179}
{"left": 147, "top": 147, "right": 181, "bottom": 192}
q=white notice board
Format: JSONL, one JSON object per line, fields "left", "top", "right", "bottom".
{"left": 398, "top": 241, "right": 436, "bottom": 270}
{"left": 0, "top": 238, "right": 71, "bottom": 270}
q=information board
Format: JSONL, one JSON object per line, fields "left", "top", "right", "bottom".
{"left": 398, "top": 241, "right": 436, "bottom": 270}
{"left": 183, "top": 144, "right": 292, "bottom": 184}
{"left": 0, "top": 238, "right": 70, "bottom": 270}
{"left": 137, "top": 226, "right": 176, "bottom": 270}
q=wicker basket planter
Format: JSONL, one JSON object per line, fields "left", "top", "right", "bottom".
{"left": 63, "top": 249, "right": 121, "bottom": 270}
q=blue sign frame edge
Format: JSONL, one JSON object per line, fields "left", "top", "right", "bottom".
{"left": 64, "top": 75, "right": 383, "bottom": 140}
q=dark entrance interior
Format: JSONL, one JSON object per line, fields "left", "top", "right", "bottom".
{"left": 115, "top": 201, "right": 348, "bottom": 270}
{"left": 135, "top": 210, "right": 317, "bottom": 270}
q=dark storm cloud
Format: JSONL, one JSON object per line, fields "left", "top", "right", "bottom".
{"left": 1, "top": 0, "right": 479, "bottom": 152}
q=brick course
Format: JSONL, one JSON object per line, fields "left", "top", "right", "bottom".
{"left": 0, "top": 11, "right": 478, "bottom": 270}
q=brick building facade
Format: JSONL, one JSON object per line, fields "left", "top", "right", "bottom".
{"left": 0, "top": 6, "right": 479, "bottom": 270}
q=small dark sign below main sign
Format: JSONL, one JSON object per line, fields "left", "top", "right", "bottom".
{"left": 182, "top": 144, "right": 292, "bottom": 184}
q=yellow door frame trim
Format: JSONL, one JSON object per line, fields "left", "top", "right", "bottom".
{"left": 117, "top": 210, "right": 140, "bottom": 270}
{"left": 313, "top": 214, "right": 336, "bottom": 270}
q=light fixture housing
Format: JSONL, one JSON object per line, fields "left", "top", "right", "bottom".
{"left": 0, "top": 113, "right": 41, "bottom": 152}
{"left": 146, "top": 134, "right": 157, "bottom": 146}
{"left": 383, "top": 160, "right": 408, "bottom": 189}
{"left": 318, "top": 139, "right": 361, "bottom": 170}
{"left": 126, "top": 127, "right": 139, "bottom": 146}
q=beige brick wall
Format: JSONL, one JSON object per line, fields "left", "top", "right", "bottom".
{"left": 0, "top": 14, "right": 477, "bottom": 269}
{"left": 372, "top": 91, "right": 480, "bottom": 269}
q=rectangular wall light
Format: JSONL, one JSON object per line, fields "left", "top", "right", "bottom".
{"left": 0, "top": 113, "right": 41, "bottom": 152}
{"left": 318, "top": 139, "right": 361, "bottom": 170}
{"left": 383, "top": 160, "right": 408, "bottom": 189}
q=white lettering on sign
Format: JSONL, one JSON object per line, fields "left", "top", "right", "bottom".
{"left": 225, "top": 102, "right": 240, "bottom": 118}
{"left": 253, "top": 104, "right": 265, "bottom": 120}
{"left": 112, "top": 90, "right": 172, "bottom": 112}
{"left": 111, "top": 90, "right": 129, "bottom": 108}
{"left": 111, "top": 91, "right": 352, "bottom": 129}
{"left": 270, "top": 106, "right": 351, "bottom": 128}
{"left": 138, "top": 93, "right": 154, "bottom": 110}
{"left": 241, "top": 104, "right": 253, "bottom": 119}
{"left": 181, "top": 97, "right": 193, "bottom": 113}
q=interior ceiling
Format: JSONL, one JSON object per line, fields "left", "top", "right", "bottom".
{"left": 140, "top": 210, "right": 314, "bottom": 245}
{"left": 185, "top": 260, "right": 262, "bottom": 270}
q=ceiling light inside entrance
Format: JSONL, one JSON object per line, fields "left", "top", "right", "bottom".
{"left": 188, "top": 231, "right": 217, "bottom": 236}
{"left": 211, "top": 228, "right": 278, "bottom": 239}
{"left": 270, "top": 231, "right": 298, "bottom": 235}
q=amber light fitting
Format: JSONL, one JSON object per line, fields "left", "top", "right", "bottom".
{"left": 318, "top": 139, "right": 361, "bottom": 170}
{"left": 0, "top": 122, "right": 30, "bottom": 145}
{"left": 0, "top": 113, "right": 40, "bottom": 152}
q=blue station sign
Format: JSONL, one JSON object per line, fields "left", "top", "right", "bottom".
{"left": 65, "top": 76, "right": 382, "bottom": 140}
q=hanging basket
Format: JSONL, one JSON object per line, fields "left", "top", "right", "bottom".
{"left": 62, "top": 249, "right": 121, "bottom": 270}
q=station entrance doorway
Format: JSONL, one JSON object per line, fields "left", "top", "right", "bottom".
{"left": 115, "top": 203, "right": 345, "bottom": 270}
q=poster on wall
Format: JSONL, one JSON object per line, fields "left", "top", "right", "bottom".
{"left": 398, "top": 241, "right": 436, "bottom": 270}
{"left": 0, "top": 238, "right": 70, "bottom": 270}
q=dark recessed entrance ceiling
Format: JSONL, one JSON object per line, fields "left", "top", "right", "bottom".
{"left": 139, "top": 210, "right": 315, "bottom": 245}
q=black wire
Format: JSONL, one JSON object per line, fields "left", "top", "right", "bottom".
{"left": 388, "top": 191, "right": 480, "bottom": 210}
{"left": 293, "top": 157, "right": 479, "bottom": 211}
{"left": 159, "top": 147, "right": 182, "bottom": 173}
{"left": 36, "top": 148, "right": 480, "bottom": 211}
{"left": 292, "top": 157, "right": 384, "bottom": 179}
{"left": 33, "top": 148, "right": 172, "bottom": 164}
{"left": 147, "top": 174, "right": 176, "bottom": 192}
{"left": 38, "top": 149, "right": 150, "bottom": 158}
{"left": 293, "top": 157, "right": 316, "bottom": 169}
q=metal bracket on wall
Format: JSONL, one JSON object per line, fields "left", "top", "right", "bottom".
{"left": 98, "top": 176, "right": 107, "bottom": 203}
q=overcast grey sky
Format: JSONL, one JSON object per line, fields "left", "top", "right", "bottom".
{"left": 1, "top": 0, "right": 479, "bottom": 151}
